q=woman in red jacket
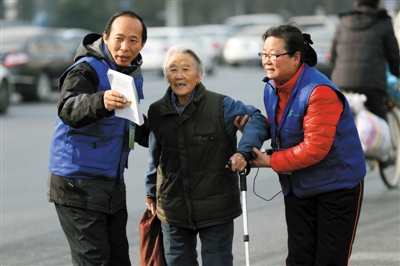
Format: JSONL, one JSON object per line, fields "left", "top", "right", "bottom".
{"left": 238, "top": 24, "right": 366, "bottom": 266}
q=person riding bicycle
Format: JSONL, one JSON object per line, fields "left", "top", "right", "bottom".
{"left": 330, "top": 0, "right": 400, "bottom": 166}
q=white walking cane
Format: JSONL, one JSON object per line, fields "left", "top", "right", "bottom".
{"left": 228, "top": 160, "right": 251, "bottom": 266}
{"left": 238, "top": 169, "right": 250, "bottom": 266}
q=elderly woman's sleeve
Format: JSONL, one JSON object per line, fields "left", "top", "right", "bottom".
{"left": 144, "top": 131, "right": 160, "bottom": 198}
{"left": 222, "top": 96, "right": 269, "bottom": 153}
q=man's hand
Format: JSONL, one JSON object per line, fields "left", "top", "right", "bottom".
{"left": 104, "top": 90, "right": 128, "bottom": 111}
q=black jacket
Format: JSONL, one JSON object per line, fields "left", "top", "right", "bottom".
{"left": 330, "top": 6, "right": 400, "bottom": 93}
{"left": 148, "top": 84, "right": 242, "bottom": 230}
{"left": 48, "top": 34, "right": 148, "bottom": 212}
{"left": 57, "top": 33, "right": 148, "bottom": 146}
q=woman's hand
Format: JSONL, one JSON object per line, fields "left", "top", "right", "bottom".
{"left": 146, "top": 196, "right": 157, "bottom": 215}
{"left": 251, "top": 147, "right": 271, "bottom": 168}
{"left": 234, "top": 114, "right": 251, "bottom": 133}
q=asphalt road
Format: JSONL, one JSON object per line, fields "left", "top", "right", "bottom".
{"left": 1, "top": 65, "right": 399, "bottom": 266}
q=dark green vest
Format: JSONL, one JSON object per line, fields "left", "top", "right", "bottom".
{"left": 148, "top": 84, "right": 242, "bottom": 229}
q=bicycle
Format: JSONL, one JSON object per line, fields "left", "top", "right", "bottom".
{"left": 365, "top": 102, "right": 400, "bottom": 189}
{"left": 344, "top": 92, "right": 400, "bottom": 189}
{"left": 374, "top": 67, "right": 400, "bottom": 188}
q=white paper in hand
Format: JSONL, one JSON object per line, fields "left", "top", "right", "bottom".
{"left": 107, "top": 69, "right": 144, "bottom": 125}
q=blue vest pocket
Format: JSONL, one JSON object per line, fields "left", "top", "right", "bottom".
{"left": 71, "top": 136, "right": 112, "bottom": 170}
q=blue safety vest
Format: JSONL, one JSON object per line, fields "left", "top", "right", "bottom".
{"left": 48, "top": 57, "right": 143, "bottom": 180}
{"left": 264, "top": 64, "right": 366, "bottom": 197}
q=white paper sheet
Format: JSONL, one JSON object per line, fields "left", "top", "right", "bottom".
{"left": 107, "top": 69, "right": 144, "bottom": 125}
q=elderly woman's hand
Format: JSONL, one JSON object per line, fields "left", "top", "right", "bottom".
{"left": 145, "top": 196, "right": 157, "bottom": 215}
{"left": 226, "top": 152, "right": 248, "bottom": 172}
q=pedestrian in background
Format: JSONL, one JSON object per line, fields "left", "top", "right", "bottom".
{"left": 237, "top": 24, "right": 366, "bottom": 266}
{"left": 47, "top": 11, "right": 148, "bottom": 265}
{"left": 330, "top": 0, "right": 400, "bottom": 122}
{"left": 144, "top": 45, "right": 268, "bottom": 266}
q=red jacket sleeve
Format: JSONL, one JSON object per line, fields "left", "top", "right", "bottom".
{"left": 270, "top": 86, "right": 344, "bottom": 173}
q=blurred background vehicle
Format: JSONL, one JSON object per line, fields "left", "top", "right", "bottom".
{"left": 0, "top": 19, "right": 33, "bottom": 28}
{"left": 304, "top": 26, "right": 336, "bottom": 79}
{"left": 185, "top": 24, "right": 228, "bottom": 65}
{"left": 286, "top": 14, "right": 339, "bottom": 31}
{"left": 55, "top": 27, "right": 91, "bottom": 55}
{"left": 141, "top": 26, "right": 216, "bottom": 76}
{"left": 0, "top": 65, "right": 15, "bottom": 113}
{"left": 222, "top": 25, "right": 271, "bottom": 67}
{"left": 1, "top": 26, "right": 81, "bottom": 102}
{"left": 224, "top": 13, "right": 285, "bottom": 37}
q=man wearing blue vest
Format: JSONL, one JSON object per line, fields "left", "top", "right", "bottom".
{"left": 47, "top": 11, "right": 148, "bottom": 266}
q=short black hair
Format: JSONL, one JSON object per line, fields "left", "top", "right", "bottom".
{"left": 104, "top": 10, "right": 147, "bottom": 43}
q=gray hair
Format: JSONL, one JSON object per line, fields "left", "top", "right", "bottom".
{"left": 162, "top": 45, "right": 205, "bottom": 79}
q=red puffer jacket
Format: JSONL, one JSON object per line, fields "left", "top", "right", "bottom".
{"left": 270, "top": 85, "right": 344, "bottom": 173}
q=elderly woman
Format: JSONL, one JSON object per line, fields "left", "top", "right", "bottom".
{"left": 144, "top": 45, "right": 268, "bottom": 266}
{"left": 239, "top": 24, "right": 366, "bottom": 265}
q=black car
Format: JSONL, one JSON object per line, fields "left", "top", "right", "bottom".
{"left": 0, "top": 65, "right": 15, "bottom": 113}
{"left": 1, "top": 26, "right": 75, "bottom": 101}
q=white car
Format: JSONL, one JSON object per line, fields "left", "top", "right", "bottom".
{"left": 185, "top": 24, "right": 228, "bottom": 65}
{"left": 0, "top": 65, "right": 15, "bottom": 113}
{"left": 141, "top": 26, "right": 216, "bottom": 76}
{"left": 224, "top": 13, "right": 284, "bottom": 37}
{"left": 286, "top": 15, "right": 339, "bottom": 31}
{"left": 223, "top": 25, "right": 271, "bottom": 66}
{"left": 304, "top": 26, "right": 336, "bottom": 78}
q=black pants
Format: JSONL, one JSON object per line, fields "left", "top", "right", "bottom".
{"left": 284, "top": 181, "right": 364, "bottom": 266}
{"left": 55, "top": 203, "right": 131, "bottom": 266}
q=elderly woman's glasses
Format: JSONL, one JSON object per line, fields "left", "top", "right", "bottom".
{"left": 257, "top": 52, "right": 290, "bottom": 61}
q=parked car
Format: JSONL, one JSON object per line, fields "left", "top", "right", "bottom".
{"left": 0, "top": 65, "right": 15, "bottom": 113}
{"left": 304, "top": 26, "right": 336, "bottom": 78}
{"left": 141, "top": 26, "right": 216, "bottom": 76}
{"left": 0, "top": 19, "right": 33, "bottom": 28}
{"left": 1, "top": 26, "right": 73, "bottom": 101}
{"left": 224, "top": 13, "right": 284, "bottom": 37}
{"left": 56, "top": 27, "right": 91, "bottom": 55}
{"left": 223, "top": 25, "right": 271, "bottom": 66}
{"left": 185, "top": 24, "right": 228, "bottom": 65}
{"left": 286, "top": 15, "right": 339, "bottom": 31}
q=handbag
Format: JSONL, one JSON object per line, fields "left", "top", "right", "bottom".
{"left": 139, "top": 209, "right": 166, "bottom": 266}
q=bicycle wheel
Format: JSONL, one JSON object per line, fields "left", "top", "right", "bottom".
{"left": 379, "top": 108, "right": 400, "bottom": 188}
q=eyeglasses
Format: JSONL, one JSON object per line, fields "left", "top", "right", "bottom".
{"left": 257, "top": 52, "right": 291, "bottom": 61}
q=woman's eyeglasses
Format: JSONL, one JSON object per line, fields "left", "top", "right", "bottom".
{"left": 257, "top": 52, "right": 290, "bottom": 61}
